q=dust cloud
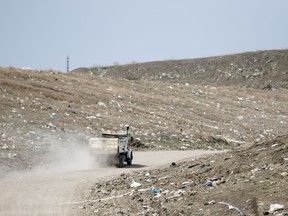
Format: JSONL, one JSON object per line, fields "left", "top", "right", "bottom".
{"left": 30, "top": 132, "right": 113, "bottom": 175}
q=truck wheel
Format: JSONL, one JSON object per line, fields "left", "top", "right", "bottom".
{"left": 127, "top": 159, "right": 132, "bottom": 165}
{"left": 118, "top": 154, "right": 124, "bottom": 167}
{"left": 127, "top": 152, "right": 133, "bottom": 165}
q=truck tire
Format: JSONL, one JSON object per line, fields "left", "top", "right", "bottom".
{"left": 127, "top": 152, "right": 133, "bottom": 165}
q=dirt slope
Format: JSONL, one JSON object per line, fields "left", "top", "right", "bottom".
{"left": 1, "top": 49, "right": 288, "bottom": 172}
{"left": 86, "top": 135, "right": 288, "bottom": 215}
{"left": 0, "top": 49, "right": 288, "bottom": 215}
{"left": 74, "top": 49, "right": 288, "bottom": 89}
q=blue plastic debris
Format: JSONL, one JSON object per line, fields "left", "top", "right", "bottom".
{"left": 204, "top": 181, "right": 213, "bottom": 187}
{"left": 151, "top": 189, "right": 161, "bottom": 193}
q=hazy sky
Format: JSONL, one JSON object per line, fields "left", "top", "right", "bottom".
{"left": 1, "top": 0, "right": 287, "bottom": 72}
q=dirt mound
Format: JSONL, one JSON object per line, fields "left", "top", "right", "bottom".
{"left": 1, "top": 50, "right": 288, "bottom": 215}
{"left": 1, "top": 50, "right": 288, "bottom": 174}
{"left": 84, "top": 135, "right": 288, "bottom": 215}
{"left": 130, "top": 139, "right": 149, "bottom": 150}
{"left": 75, "top": 49, "right": 288, "bottom": 90}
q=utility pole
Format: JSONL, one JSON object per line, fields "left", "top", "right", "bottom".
{"left": 66, "top": 56, "right": 70, "bottom": 73}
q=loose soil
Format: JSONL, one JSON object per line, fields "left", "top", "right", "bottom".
{"left": 0, "top": 49, "right": 288, "bottom": 215}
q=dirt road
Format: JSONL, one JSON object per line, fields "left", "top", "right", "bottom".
{"left": 0, "top": 150, "right": 222, "bottom": 216}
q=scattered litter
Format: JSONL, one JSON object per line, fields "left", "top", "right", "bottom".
{"left": 132, "top": 194, "right": 143, "bottom": 202}
{"left": 162, "top": 190, "right": 170, "bottom": 195}
{"left": 154, "top": 193, "right": 161, "bottom": 198}
{"left": 200, "top": 164, "right": 211, "bottom": 168}
{"left": 3, "top": 89, "right": 8, "bottom": 97}
{"left": 188, "top": 163, "right": 200, "bottom": 169}
{"left": 204, "top": 200, "right": 216, "bottom": 205}
{"left": 97, "top": 101, "right": 107, "bottom": 107}
{"left": 204, "top": 181, "right": 213, "bottom": 187}
{"left": 204, "top": 178, "right": 225, "bottom": 187}
{"left": 168, "top": 189, "right": 186, "bottom": 199}
{"left": 158, "top": 176, "right": 169, "bottom": 180}
{"left": 182, "top": 180, "right": 194, "bottom": 186}
{"left": 2, "top": 144, "right": 9, "bottom": 150}
{"left": 138, "top": 188, "right": 150, "bottom": 192}
{"left": 192, "top": 90, "right": 201, "bottom": 96}
{"left": 219, "top": 202, "right": 247, "bottom": 216}
{"left": 145, "top": 178, "right": 156, "bottom": 182}
{"left": 50, "top": 113, "right": 58, "bottom": 120}
{"left": 60, "top": 190, "right": 135, "bottom": 205}
{"left": 131, "top": 181, "right": 142, "bottom": 188}
{"left": 151, "top": 189, "right": 161, "bottom": 194}
{"left": 284, "top": 158, "right": 288, "bottom": 166}
{"left": 269, "top": 204, "right": 285, "bottom": 214}
{"left": 44, "top": 123, "right": 57, "bottom": 129}
{"left": 85, "top": 116, "right": 97, "bottom": 119}
{"left": 8, "top": 153, "right": 17, "bottom": 158}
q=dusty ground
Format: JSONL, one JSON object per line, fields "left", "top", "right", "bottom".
{"left": 85, "top": 136, "right": 288, "bottom": 216}
{"left": 0, "top": 49, "right": 288, "bottom": 215}
{"left": 0, "top": 150, "right": 218, "bottom": 216}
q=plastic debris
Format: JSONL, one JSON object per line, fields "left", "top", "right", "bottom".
{"left": 269, "top": 204, "right": 285, "bottom": 214}
{"left": 50, "top": 113, "right": 58, "bottom": 120}
{"left": 175, "top": 189, "right": 185, "bottom": 196}
{"left": 2, "top": 144, "right": 9, "bottom": 150}
{"left": 145, "top": 178, "right": 156, "bottom": 182}
{"left": 3, "top": 89, "right": 8, "bottom": 97}
{"left": 151, "top": 189, "right": 161, "bottom": 193}
{"left": 154, "top": 193, "right": 161, "bottom": 198}
{"left": 204, "top": 177, "right": 225, "bottom": 187}
{"left": 132, "top": 194, "right": 143, "bottom": 202}
{"left": 219, "top": 202, "right": 247, "bottom": 216}
{"left": 130, "top": 181, "right": 142, "bottom": 188}
{"left": 188, "top": 163, "right": 200, "bottom": 168}
{"left": 204, "top": 200, "right": 216, "bottom": 205}
{"left": 284, "top": 158, "right": 288, "bottom": 166}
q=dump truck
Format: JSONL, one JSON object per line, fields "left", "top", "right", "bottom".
{"left": 89, "top": 125, "right": 133, "bottom": 167}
